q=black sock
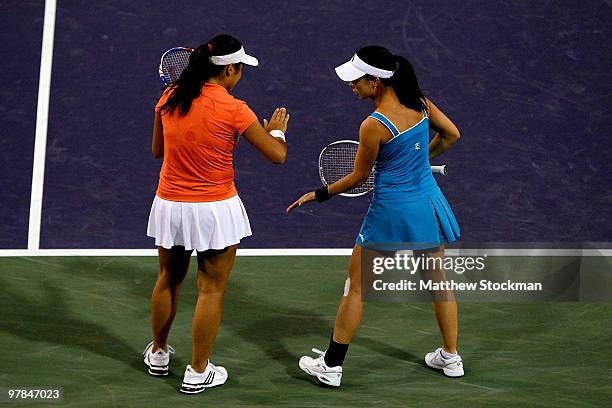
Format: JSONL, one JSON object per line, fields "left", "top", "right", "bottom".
{"left": 324, "top": 334, "right": 349, "bottom": 367}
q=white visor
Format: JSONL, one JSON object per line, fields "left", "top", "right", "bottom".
{"left": 209, "top": 46, "right": 259, "bottom": 66}
{"left": 335, "top": 54, "right": 394, "bottom": 81}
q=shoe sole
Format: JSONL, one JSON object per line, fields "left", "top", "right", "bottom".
{"left": 179, "top": 386, "right": 206, "bottom": 394}
{"left": 442, "top": 369, "right": 465, "bottom": 377}
{"left": 299, "top": 360, "right": 341, "bottom": 388}
{"left": 179, "top": 380, "right": 227, "bottom": 394}
{"left": 144, "top": 358, "right": 169, "bottom": 377}
{"left": 147, "top": 368, "right": 169, "bottom": 377}
{"left": 425, "top": 358, "right": 464, "bottom": 377}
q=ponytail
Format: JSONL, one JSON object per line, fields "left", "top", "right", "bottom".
{"left": 160, "top": 35, "right": 242, "bottom": 116}
{"left": 385, "top": 55, "right": 427, "bottom": 113}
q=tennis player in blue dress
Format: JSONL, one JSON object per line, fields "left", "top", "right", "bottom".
{"left": 287, "top": 45, "right": 463, "bottom": 386}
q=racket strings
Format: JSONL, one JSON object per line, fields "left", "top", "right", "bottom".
{"left": 161, "top": 50, "right": 191, "bottom": 84}
{"left": 320, "top": 143, "right": 374, "bottom": 195}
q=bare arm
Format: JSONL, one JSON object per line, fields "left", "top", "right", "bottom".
{"left": 286, "top": 118, "right": 383, "bottom": 212}
{"left": 426, "top": 99, "right": 460, "bottom": 160}
{"left": 242, "top": 108, "right": 289, "bottom": 164}
{"left": 327, "top": 119, "right": 381, "bottom": 195}
{"left": 152, "top": 110, "right": 164, "bottom": 159}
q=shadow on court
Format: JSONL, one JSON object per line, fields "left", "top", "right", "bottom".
{"left": 2, "top": 257, "right": 611, "bottom": 406}
{"left": 222, "top": 279, "right": 331, "bottom": 382}
{"left": 0, "top": 268, "right": 191, "bottom": 391}
{"left": 359, "top": 336, "right": 421, "bottom": 365}
{"left": 0, "top": 277, "right": 144, "bottom": 371}
{"left": 222, "top": 277, "right": 421, "bottom": 381}
{"left": 0, "top": 256, "right": 557, "bottom": 386}
{"left": 0, "top": 257, "right": 443, "bottom": 391}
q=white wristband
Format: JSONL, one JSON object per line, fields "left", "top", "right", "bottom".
{"left": 269, "top": 129, "right": 286, "bottom": 142}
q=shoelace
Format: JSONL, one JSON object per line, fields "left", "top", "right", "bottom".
{"left": 312, "top": 348, "right": 326, "bottom": 357}
{"left": 143, "top": 341, "right": 175, "bottom": 356}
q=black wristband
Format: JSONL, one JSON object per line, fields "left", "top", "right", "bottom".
{"left": 315, "top": 186, "right": 332, "bottom": 202}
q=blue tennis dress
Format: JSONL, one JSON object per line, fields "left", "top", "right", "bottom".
{"left": 356, "top": 110, "right": 460, "bottom": 250}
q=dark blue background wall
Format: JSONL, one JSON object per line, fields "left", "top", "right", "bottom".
{"left": 2, "top": 0, "right": 611, "bottom": 248}
{"left": 0, "top": 1, "right": 43, "bottom": 248}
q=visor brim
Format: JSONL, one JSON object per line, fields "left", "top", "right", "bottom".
{"left": 335, "top": 61, "right": 366, "bottom": 82}
{"left": 241, "top": 54, "right": 259, "bottom": 66}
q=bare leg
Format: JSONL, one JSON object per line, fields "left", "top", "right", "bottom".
{"left": 191, "top": 245, "right": 237, "bottom": 373}
{"left": 417, "top": 245, "right": 458, "bottom": 354}
{"left": 151, "top": 246, "right": 192, "bottom": 352}
{"left": 332, "top": 245, "right": 364, "bottom": 344}
{"left": 434, "top": 300, "right": 458, "bottom": 353}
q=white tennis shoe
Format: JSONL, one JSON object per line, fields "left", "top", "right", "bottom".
{"left": 425, "top": 347, "right": 464, "bottom": 377}
{"left": 299, "top": 348, "right": 343, "bottom": 387}
{"left": 180, "top": 362, "right": 228, "bottom": 394}
{"left": 143, "top": 341, "right": 175, "bottom": 377}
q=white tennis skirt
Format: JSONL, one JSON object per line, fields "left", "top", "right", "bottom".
{"left": 147, "top": 195, "right": 252, "bottom": 251}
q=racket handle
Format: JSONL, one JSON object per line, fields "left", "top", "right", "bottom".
{"left": 431, "top": 165, "right": 447, "bottom": 175}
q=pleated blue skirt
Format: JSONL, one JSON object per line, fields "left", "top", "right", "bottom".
{"left": 356, "top": 186, "right": 460, "bottom": 250}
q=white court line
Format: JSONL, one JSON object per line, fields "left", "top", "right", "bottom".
{"left": 0, "top": 249, "right": 351, "bottom": 257}
{"left": 0, "top": 248, "right": 610, "bottom": 257}
{"left": 28, "top": 0, "right": 57, "bottom": 250}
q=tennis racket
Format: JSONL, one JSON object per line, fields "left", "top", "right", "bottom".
{"left": 318, "top": 140, "right": 447, "bottom": 197}
{"left": 159, "top": 47, "right": 193, "bottom": 86}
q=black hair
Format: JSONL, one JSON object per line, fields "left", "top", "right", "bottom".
{"left": 356, "top": 45, "right": 427, "bottom": 112}
{"left": 160, "top": 34, "right": 244, "bottom": 116}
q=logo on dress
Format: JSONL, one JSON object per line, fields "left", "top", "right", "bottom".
{"left": 414, "top": 142, "right": 421, "bottom": 150}
{"left": 358, "top": 234, "right": 365, "bottom": 242}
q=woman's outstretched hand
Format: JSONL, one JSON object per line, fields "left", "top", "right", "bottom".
{"left": 263, "top": 107, "right": 289, "bottom": 133}
{"left": 286, "top": 191, "right": 316, "bottom": 213}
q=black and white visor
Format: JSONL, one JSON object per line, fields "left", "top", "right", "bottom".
{"left": 335, "top": 53, "right": 394, "bottom": 81}
{"left": 209, "top": 46, "right": 259, "bottom": 66}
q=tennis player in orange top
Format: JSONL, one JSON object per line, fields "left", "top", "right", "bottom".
{"left": 143, "top": 34, "right": 289, "bottom": 394}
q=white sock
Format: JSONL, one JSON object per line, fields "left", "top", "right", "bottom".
{"left": 440, "top": 349, "right": 457, "bottom": 359}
